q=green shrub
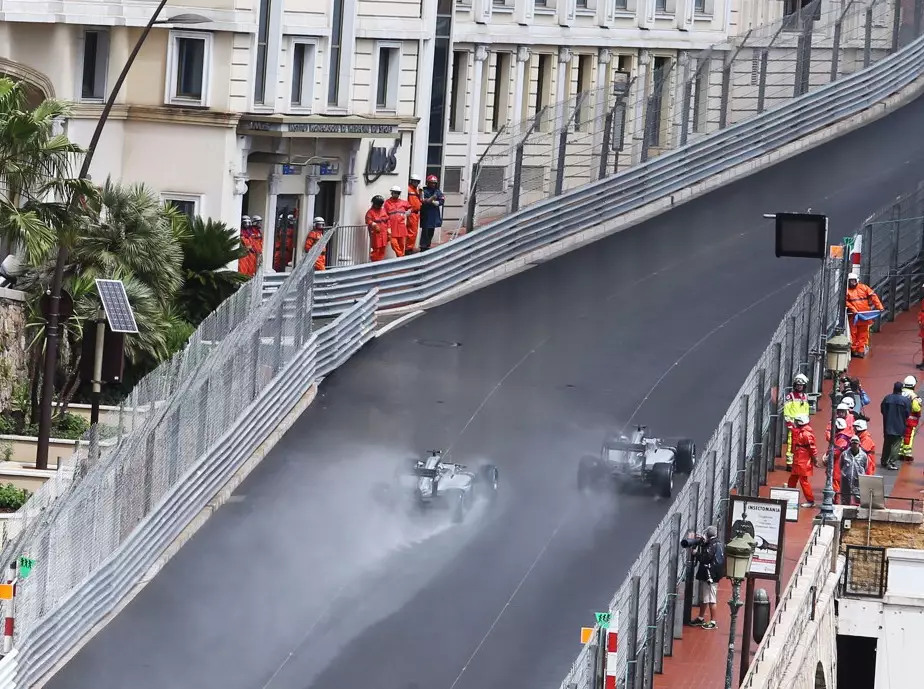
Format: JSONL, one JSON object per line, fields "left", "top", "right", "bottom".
{"left": 51, "top": 412, "right": 90, "bottom": 440}
{"left": 0, "top": 415, "right": 13, "bottom": 436}
{"left": 0, "top": 441, "right": 11, "bottom": 463}
{"left": 0, "top": 483, "right": 30, "bottom": 511}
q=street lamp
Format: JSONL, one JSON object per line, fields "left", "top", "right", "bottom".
{"left": 818, "top": 330, "right": 852, "bottom": 521}
{"left": 724, "top": 528, "right": 757, "bottom": 689}
{"left": 34, "top": 4, "right": 210, "bottom": 469}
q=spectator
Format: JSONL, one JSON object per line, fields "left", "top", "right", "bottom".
{"left": 854, "top": 419, "right": 877, "bottom": 474}
{"left": 841, "top": 436, "right": 869, "bottom": 506}
{"left": 900, "top": 375, "right": 922, "bottom": 462}
{"left": 384, "top": 186, "right": 410, "bottom": 258}
{"left": 881, "top": 382, "right": 911, "bottom": 470}
{"left": 418, "top": 174, "right": 445, "bottom": 252}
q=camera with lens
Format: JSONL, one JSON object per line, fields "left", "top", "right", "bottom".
{"left": 680, "top": 534, "right": 706, "bottom": 550}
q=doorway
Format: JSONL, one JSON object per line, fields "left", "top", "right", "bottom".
{"left": 273, "top": 194, "right": 301, "bottom": 272}
{"left": 836, "top": 634, "right": 876, "bottom": 689}
{"left": 315, "top": 182, "right": 339, "bottom": 226}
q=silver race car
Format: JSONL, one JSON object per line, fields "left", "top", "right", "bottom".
{"left": 577, "top": 426, "right": 695, "bottom": 498}
{"left": 373, "top": 450, "right": 499, "bottom": 523}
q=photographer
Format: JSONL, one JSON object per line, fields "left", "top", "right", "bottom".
{"left": 688, "top": 525, "right": 725, "bottom": 630}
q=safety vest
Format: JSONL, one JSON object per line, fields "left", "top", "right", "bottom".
{"left": 783, "top": 391, "right": 810, "bottom": 424}
{"left": 902, "top": 389, "right": 923, "bottom": 420}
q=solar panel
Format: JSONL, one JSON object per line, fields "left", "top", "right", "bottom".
{"left": 95, "top": 279, "right": 139, "bottom": 334}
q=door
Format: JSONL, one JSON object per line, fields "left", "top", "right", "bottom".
{"left": 274, "top": 194, "right": 300, "bottom": 271}
{"left": 315, "top": 182, "right": 338, "bottom": 226}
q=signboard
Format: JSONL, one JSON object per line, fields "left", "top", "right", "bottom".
{"left": 580, "top": 627, "right": 594, "bottom": 644}
{"left": 281, "top": 164, "right": 299, "bottom": 175}
{"left": 241, "top": 119, "right": 400, "bottom": 138}
{"left": 769, "top": 487, "right": 801, "bottom": 522}
{"left": 18, "top": 556, "right": 35, "bottom": 579}
{"left": 726, "top": 495, "right": 787, "bottom": 579}
{"left": 774, "top": 212, "right": 828, "bottom": 260}
{"left": 595, "top": 612, "right": 611, "bottom": 628}
{"left": 319, "top": 162, "right": 340, "bottom": 176}
{"left": 363, "top": 139, "right": 400, "bottom": 184}
{"left": 0, "top": 584, "right": 13, "bottom": 601}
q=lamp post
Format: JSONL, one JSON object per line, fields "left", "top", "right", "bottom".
{"left": 34, "top": 7, "right": 210, "bottom": 469}
{"left": 724, "top": 528, "right": 757, "bottom": 689}
{"left": 819, "top": 330, "right": 852, "bottom": 521}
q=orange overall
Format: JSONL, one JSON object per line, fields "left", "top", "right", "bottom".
{"left": 273, "top": 223, "right": 295, "bottom": 272}
{"left": 384, "top": 197, "right": 409, "bottom": 258}
{"left": 303, "top": 228, "right": 327, "bottom": 271}
{"left": 830, "top": 432, "right": 850, "bottom": 501}
{"left": 858, "top": 431, "right": 877, "bottom": 475}
{"left": 787, "top": 424, "right": 817, "bottom": 504}
{"left": 239, "top": 227, "right": 262, "bottom": 276}
{"left": 406, "top": 183, "right": 422, "bottom": 251}
{"left": 365, "top": 207, "right": 390, "bottom": 262}
{"left": 846, "top": 282, "right": 883, "bottom": 355}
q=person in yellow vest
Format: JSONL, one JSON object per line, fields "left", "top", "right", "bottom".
{"left": 783, "top": 373, "right": 811, "bottom": 471}
{"left": 900, "top": 375, "right": 922, "bottom": 461}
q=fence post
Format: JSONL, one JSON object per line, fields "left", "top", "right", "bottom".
{"left": 647, "top": 543, "right": 661, "bottom": 684}
{"left": 627, "top": 575, "right": 641, "bottom": 689}
{"left": 754, "top": 368, "right": 767, "bottom": 488}
{"left": 803, "top": 292, "right": 814, "bottom": 370}
{"left": 719, "top": 55, "right": 731, "bottom": 129}
{"left": 769, "top": 341, "right": 782, "bottom": 471}
{"left": 273, "top": 297, "right": 285, "bottom": 374}
{"left": 665, "top": 512, "right": 682, "bottom": 655}
{"left": 708, "top": 450, "right": 718, "bottom": 523}
{"left": 195, "top": 380, "right": 209, "bottom": 460}
{"left": 143, "top": 427, "right": 156, "bottom": 512}
{"left": 680, "top": 72, "right": 693, "bottom": 146}
{"left": 168, "top": 410, "right": 181, "bottom": 485}
{"left": 682, "top": 481, "right": 701, "bottom": 626}
{"left": 786, "top": 315, "right": 797, "bottom": 387}
{"left": 555, "top": 92, "right": 587, "bottom": 196}
{"left": 757, "top": 49, "right": 769, "bottom": 113}
{"left": 738, "top": 395, "right": 750, "bottom": 495}
{"left": 916, "top": 0, "right": 924, "bottom": 38}
{"left": 892, "top": 0, "right": 903, "bottom": 52}
{"left": 720, "top": 422, "right": 733, "bottom": 526}
{"left": 512, "top": 109, "right": 545, "bottom": 213}
{"left": 889, "top": 203, "right": 901, "bottom": 321}
{"left": 830, "top": 11, "right": 843, "bottom": 82}
{"left": 864, "top": 5, "right": 875, "bottom": 67}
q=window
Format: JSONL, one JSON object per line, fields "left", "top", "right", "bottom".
{"left": 574, "top": 54, "right": 592, "bottom": 130}
{"left": 535, "top": 53, "right": 552, "bottom": 129}
{"left": 443, "top": 167, "right": 463, "bottom": 193}
{"left": 576, "top": 0, "right": 589, "bottom": 6}
{"left": 328, "top": 0, "right": 344, "bottom": 105}
{"left": 80, "top": 29, "right": 109, "bottom": 100}
{"left": 615, "top": 0, "right": 628, "bottom": 9}
{"left": 290, "top": 39, "right": 317, "bottom": 109}
{"left": 535, "top": 0, "right": 548, "bottom": 6}
{"left": 694, "top": 0, "right": 706, "bottom": 11}
{"left": 656, "top": 0, "right": 667, "bottom": 10}
{"left": 254, "top": 0, "right": 272, "bottom": 103}
{"left": 375, "top": 44, "right": 400, "bottom": 111}
{"left": 162, "top": 195, "right": 200, "bottom": 222}
{"left": 491, "top": 52, "right": 511, "bottom": 132}
{"left": 167, "top": 31, "right": 212, "bottom": 106}
{"left": 449, "top": 51, "right": 467, "bottom": 132}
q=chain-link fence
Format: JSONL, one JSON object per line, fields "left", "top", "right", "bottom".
{"left": 0, "top": 235, "right": 333, "bottom": 646}
{"left": 456, "top": 0, "right": 910, "bottom": 236}
{"left": 557, "top": 182, "right": 924, "bottom": 689}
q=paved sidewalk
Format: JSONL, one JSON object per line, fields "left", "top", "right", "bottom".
{"left": 653, "top": 307, "right": 924, "bottom": 688}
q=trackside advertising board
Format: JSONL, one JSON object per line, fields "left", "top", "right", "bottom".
{"left": 726, "top": 495, "right": 787, "bottom": 580}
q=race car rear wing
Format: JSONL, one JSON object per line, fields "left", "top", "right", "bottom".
{"left": 413, "top": 467, "right": 440, "bottom": 478}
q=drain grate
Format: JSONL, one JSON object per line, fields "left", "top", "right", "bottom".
{"left": 415, "top": 339, "right": 461, "bottom": 348}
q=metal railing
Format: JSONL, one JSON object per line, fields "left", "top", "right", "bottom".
{"left": 555, "top": 180, "right": 924, "bottom": 689}
{"left": 841, "top": 545, "right": 888, "bottom": 597}
{"left": 0, "top": 235, "right": 378, "bottom": 687}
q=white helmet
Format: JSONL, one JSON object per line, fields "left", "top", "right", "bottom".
{"left": 842, "top": 396, "right": 855, "bottom": 409}
{"left": 390, "top": 185, "right": 402, "bottom": 193}
{"left": 835, "top": 418, "right": 847, "bottom": 430}
{"left": 854, "top": 419, "right": 868, "bottom": 431}
{"left": 904, "top": 375, "right": 917, "bottom": 388}
{"left": 848, "top": 273, "right": 859, "bottom": 282}
{"left": 313, "top": 216, "right": 325, "bottom": 225}
{"left": 794, "top": 415, "right": 810, "bottom": 426}
{"left": 836, "top": 402, "right": 850, "bottom": 411}
{"left": 793, "top": 373, "right": 808, "bottom": 386}
{"left": 409, "top": 173, "right": 422, "bottom": 182}
{"left": 252, "top": 215, "right": 263, "bottom": 223}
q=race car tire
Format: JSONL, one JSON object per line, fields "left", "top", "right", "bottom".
{"left": 480, "top": 464, "right": 499, "bottom": 503}
{"left": 651, "top": 463, "right": 673, "bottom": 499}
{"left": 450, "top": 489, "right": 468, "bottom": 524}
{"left": 578, "top": 455, "right": 605, "bottom": 492}
{"left": 674, "top": 439, "right": 696, "bottom": 475}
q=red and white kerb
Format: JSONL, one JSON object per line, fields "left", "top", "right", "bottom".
{"left": 850, "top": 235, "right": 862, "bottom": 272}
{"left": 603, "top": 626, "right": 619, "bottom": 689}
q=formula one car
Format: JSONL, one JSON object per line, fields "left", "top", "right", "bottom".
{"left": 577, "top": 426, "right": 695, "bottom": 499}
{"left": 373, "top": 450, "right": 499, "bottom": 523}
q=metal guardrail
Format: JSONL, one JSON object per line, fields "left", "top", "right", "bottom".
{"left": 255, "top": 30, "right": 924, "bottom": 318}
{"left": 0, "top": 235, "right": 378, "bottom": 688}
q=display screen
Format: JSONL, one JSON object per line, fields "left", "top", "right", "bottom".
{"left": 775, "top": 213, "right": 828, "bottom": 259}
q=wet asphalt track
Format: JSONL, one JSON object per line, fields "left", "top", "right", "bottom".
{"left": 48, "top": 93, "right": 924, "bottom": 689}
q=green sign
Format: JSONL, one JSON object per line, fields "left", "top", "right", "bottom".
{"left": 18, "top": 557, "right": 35, "bottom": 579}
{"left": 843, "top": 237, "right": 855, "bottom": 250}
{"left": 595, "top": 612, "right": 611, "bottom": 628}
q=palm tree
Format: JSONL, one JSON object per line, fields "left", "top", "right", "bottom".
{"left": 0, "top": 77, "right": 96, "bottom": 266}
{"left": 176, "top": 216, "right": 248, "bottom": 326}
{"left": 18, "top": 178, "right": 184, "bottom": 417}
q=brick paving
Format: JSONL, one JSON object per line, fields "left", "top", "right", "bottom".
{"left": 654, "top": 307, "right": 924, "bottom": 688}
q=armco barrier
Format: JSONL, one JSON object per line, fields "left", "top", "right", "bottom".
{"left": 554, "top": 168, "right": 924, "bottom": 688}
{"left": 0, "top": 232, "right": 378, "bottom": 689}
{"left": 259, "top": 32, "right": 924, "bottom": 318}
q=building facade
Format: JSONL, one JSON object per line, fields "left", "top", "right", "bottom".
{"left": 0, "top": 0, "right": 814, "bottom": 272}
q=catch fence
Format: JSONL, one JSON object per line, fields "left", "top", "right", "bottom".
{"left": 556, "top": 180, "right": 924, "bottom": 689}
{"left": 0, "top": 234, "right": 338, "bottom": 656}
{"left": 458, "top": 0, "right": 903, "bottom": 235}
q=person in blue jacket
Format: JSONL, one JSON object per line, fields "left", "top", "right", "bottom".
{"left": 419, "top": 174, "right": 445, "bottom": 251}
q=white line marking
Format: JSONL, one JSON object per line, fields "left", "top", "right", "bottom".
{"left": 446, "top": 506, "right": 574, "bottom": 689}
{"left": 376, "top": 309, "right": 427, "bottom": 338}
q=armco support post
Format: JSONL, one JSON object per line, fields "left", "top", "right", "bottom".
{"left": 720, "top": 423, "right": 732, "bottom": 527}
{"left": 683, "top": 480, "right": 701, "bottom": 626}
{"left": 754, "top": 368, "right": 767, "bottom": 488}
{"left": 627, "top": 575, "right": 641, "bottom": 689}
{"left": 708, "top": 450, "right": 718, "bottom": 523}
{"left": 666, "top": 512, "right": 682, "bottom": 653}
{"left": 738, "top": 394, "right": 749, "bottom": 495}
{"left": 864, "top": 6, "right": 874, "bottom": 67}
{"left": 889, "top": 203, "right": 900, "bottom": 320}
{"left": 769, "top": 341, "right": 782, "bottom": 468}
